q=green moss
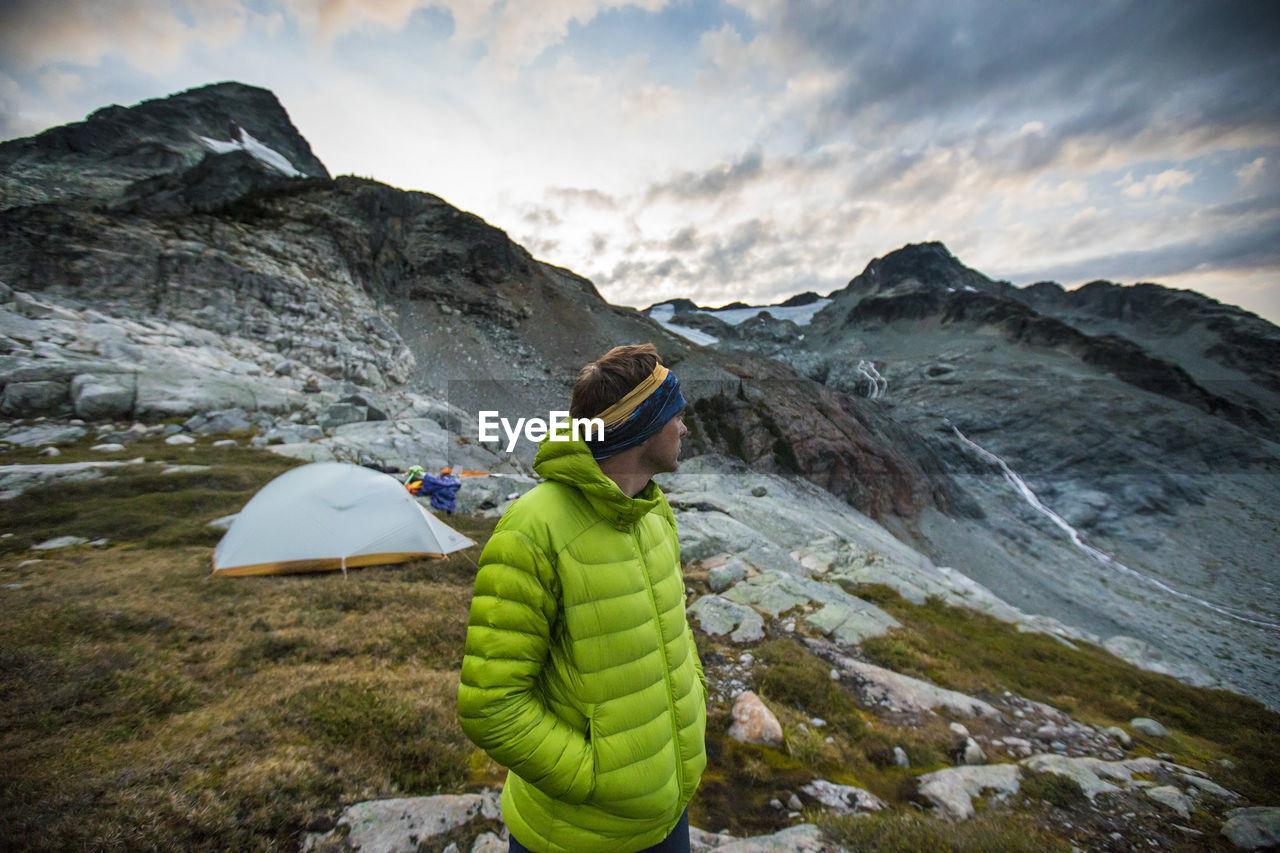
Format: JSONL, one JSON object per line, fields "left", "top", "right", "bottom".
{"left": 755, "top": 639, "right": 866, "bottom": 739}
{"left": 1019, "top": 769, "right": 1086, "bottom": 809}
{"left": 817, "top": 807, "right": 1073, "bottom": 852}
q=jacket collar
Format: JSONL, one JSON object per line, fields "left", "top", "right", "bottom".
{"left": 533, "top": 435, "right": 664, "bottom": 530}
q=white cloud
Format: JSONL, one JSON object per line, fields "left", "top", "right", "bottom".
{"left": 699, "top": 23, "right": 749, "bottom": 76}
{"left": 36, "top": 68, "right": 83, "bottom": 99}
{"left": 0, "top": 0, "right": 256, "bottom": 75}
{"left": 0, "top": 69, "right": 61, "bottom": 138}
{"left": 1118, "top": 168, "right": 1194, "bottom": 199}
{"left": 1235, "top": 156, "right": 1266, "bottom": 186}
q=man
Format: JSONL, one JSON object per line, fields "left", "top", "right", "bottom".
{"left": 457, "top": 344, "right": 707, "bottom": 853}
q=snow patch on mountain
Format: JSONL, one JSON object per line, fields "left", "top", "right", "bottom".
{"left": 648, "top": 304, "right": 721, "bottom": 345}
{"left": 199, "top": 125, "right": 303, "bottom": 177}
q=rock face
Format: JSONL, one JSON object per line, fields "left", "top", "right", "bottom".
{"left": 0, "top": 82, "right": 959, "bottom": 529}
{"left": 0, "top": 81, "right": 329, "bottom": 210}
{"left": 664, "top": 239, "right": 1280, "bottom": 710}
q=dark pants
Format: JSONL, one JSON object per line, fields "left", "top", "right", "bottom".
{"left": 508, "top": 809, "right": 690, "bottom": 853}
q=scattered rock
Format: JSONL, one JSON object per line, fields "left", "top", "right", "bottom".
{"left": 960, "top": 737, "right": 986, "bottom": 766}
{"left": 32, "top": 536, "right": 90, "bottom": 550}
{"left": 1146, "top": 785, "right": 1192, "bottom": 819}
{"left": 319, "top": 402, "right": 365, "bottom": 430}
{"left": 708, "top": 557, "right": 749, "bottom": 593}
{"left": 689, "top": 823, "right": 829, "bottom": 852}
{"left": 91, "top": 442, "right": 126, "bottom": 452}
{"left": 0, "top": 459, "right": 139, "bottom": 500}
{"left": 165, "top": 433, "right": 196, "bottom": 445}
{"left": 688, "top": 595, "right": 765, "bottom": 644}
{"left": 212, "top": 439, "right": 238, "bottom": 448}
{"left": 725, "top": 573, "right": 899, "bottom": 646}
{"left": 813, "top": 643, "right": 999, "bottom": 718}
{"left": 198, "top": 407, "right": 253, "bottom": 435}
{"left": 1130, "top": 717, "right": 1170, "bottom": 737}
{"left": 893, "top": 746, "right": 910, "bottom": 768}
{"left": 750, "top": 485, "right": 768, "bottom": 497}
{"left": 1, "top": 423, "right": 87, "bottom": 447}
{"left": 301, "top": 791, "right": 501, "bottom": 853}
{"left": 1104, "top": 725, "right": 1132, "bottom": 747}
{"left": 1019, "top": 754, "right": 1121, "bottom": 800}
{"left": 800, "top": 779, "right": 886, "bottom": 815}
{"left": 917, "top": 764, "right": 1021, "bottom": 820}
{"left": 470, "top": 832, "right": 505, "bottom": 853}
{"left": 1221, "top": 807, "right": 1280, "bottom": 850}
{"left": 1182, "top": 774, "right": 1240, "bottom": 801}
{"left": 728, "top": 691, "right": 783, "bottom": 748}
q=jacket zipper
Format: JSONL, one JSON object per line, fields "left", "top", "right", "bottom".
{"left": 634, "top": 526, "right": 685, "bottom": 799}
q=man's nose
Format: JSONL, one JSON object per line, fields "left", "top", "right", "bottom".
{"left": 679, "top": 421, "right": 688, "bottom": 436}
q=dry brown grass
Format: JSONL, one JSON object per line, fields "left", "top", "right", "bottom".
{"left": 0, "top": 493, "right": 496, "bottom": 852}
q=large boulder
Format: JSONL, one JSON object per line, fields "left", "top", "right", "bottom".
{"left": 1130, "top": 717, "right": 1170, "bottom": 737}
{"left": 1, "top": 423, "right": 88, "bottom": 447}
{"left": 71, "top": 373, "right": 137, "bottom": 419}
{"left": 815, "top": 643, "right": 999, "bottom": 718}
{"left": 300, "top": 791, "right": 501, "bottom": 853}
{"left": 1, "top": 380, "right": 69, "bottom": 415}
{"left": 1222, "top": 807, "right": 1280, "bottom": 850}
{"left": 799, "top": 779, "right": 886, "bottom": 815}
{"left": 688, "top": 823, "right": 832, "bottom": 852}
{"left": 687, "top": 595, "right": 765, "bottom": 644}
{"left": 917, "top": 764, "right": 1021, "bottom": 820}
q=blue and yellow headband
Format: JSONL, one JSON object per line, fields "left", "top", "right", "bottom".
{"left": 590, "top": 364, "right": 686, "bottom": 460}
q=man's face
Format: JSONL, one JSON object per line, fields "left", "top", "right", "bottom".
{"left": 639, "top": 409, "right": 688, "bottom": 474}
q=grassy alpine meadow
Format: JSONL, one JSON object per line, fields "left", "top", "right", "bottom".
{"left": 0, "top": 433, "right": 497, "bottom": 851}
{"left": 2, "top": 434, "right": 1278, "bottom": 851}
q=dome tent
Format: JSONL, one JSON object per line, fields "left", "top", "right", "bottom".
{"left": 213, "top": 462, "right": 475, "bottom": 576}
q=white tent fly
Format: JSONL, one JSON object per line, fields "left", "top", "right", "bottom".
{"left": 212, "top": 461, "right": 476, "bottom": 576}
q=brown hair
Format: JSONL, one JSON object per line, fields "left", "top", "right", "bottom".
{"left": 570, "top": 344, "right": 662, "bottom": 420}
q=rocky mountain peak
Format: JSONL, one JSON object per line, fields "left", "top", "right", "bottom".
{"left": 845, "top": 241, "right": 995, "bottom": 297}
{"left": 0, "top": 81, "right": 328, "bottom": 211}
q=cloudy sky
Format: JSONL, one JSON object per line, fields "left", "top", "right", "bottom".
{"left": 2, "top": 0, "right": 1278, "bottom": 321}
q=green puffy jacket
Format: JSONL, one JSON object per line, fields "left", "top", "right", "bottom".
{"left": 457, "top": 435, "right": 707, "bottom": 853}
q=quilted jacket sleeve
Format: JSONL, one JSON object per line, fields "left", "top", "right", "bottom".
{"left": 457, "top": 528, "right": 595, "bottom": 803}
{"left": 659, "top": 494, "right": 707, "bottom": 700}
